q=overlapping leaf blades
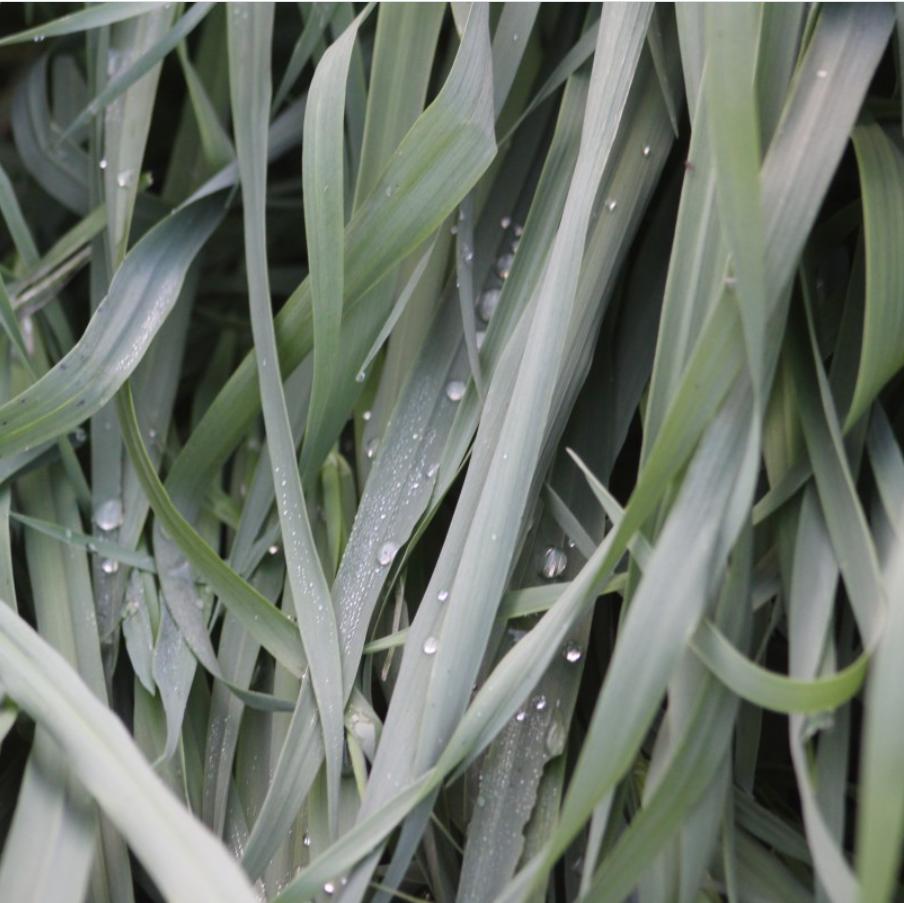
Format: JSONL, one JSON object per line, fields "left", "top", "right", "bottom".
{"left": 0, "top": 4, "right": 902, "bottom": 903}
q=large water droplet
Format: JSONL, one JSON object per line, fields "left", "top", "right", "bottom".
{"left": 377, "top": 542, "right": 398, "bottom": 566}
{"left": 268, "top": 544, "right": 280, "bottom": 556}
{"left": 100, "top": 558, "right": 119, "bottom": 575}
{"left": 94, "top": 499, "right": 124, "bottom": 532}
{"left": 497, "top": 253, "right": 514, "bottom": 279}
{"left": 423, "top": 636, "right": 438, "bottom": 656}
{"left": 563, "top": 642, "right": 582, "bottom": 664}
{"left": 99, "top": 157, "right": 108, "bottom": 170}
{"left": 477, "top": 288, "right": 501, "bottom": 322}
{"left": 362, "top": 409, "right": 372, "bottom": 422}
{"left": 540, "top": 547, "right": 567, "bottom": 580}
{"left": 445, "top": 380, "right": 465, "bottom": 402}
{"left": 545, "top": 716, "right": 567, "bottom": 757}
{"left": 324, "top": 882, "right": 335, "bottom": 895}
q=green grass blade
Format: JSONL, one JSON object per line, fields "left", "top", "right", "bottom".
{"left": 0, "top": 604, "right": 257, "bottom": 903}
{"left": 227, "top": 0, "right": 345, "bottom": 835}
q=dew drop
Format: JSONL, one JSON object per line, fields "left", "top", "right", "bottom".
{"left": 365, "top": 437, "right": 379, "bottom": 460}
{"left": 355, "top": 369, "right": 366, "bottom": 383}
{"left": 445, "top": 380, "right": 466, "bottom": 402}
{"left": 816, "top": 68, "right": 828, "bottom": 79}
{"left": 563, "top": 642, "right": 583, "bottom": 664}
{"left": 500, "top": 215, "right": 511, "bottom": 229}
{"left": 100, "top": 558, "right": 119, "bottom": 575}
{"left": 323, "top": 882, "right": 335, "bottom": 896}
{"left": 515, "top": 710, "right": 527, "bottom": 723}
{"left": 33, "top": 34, "right": 45, "bottom": 43}
{"left": 302, "top": 833, "right": 311, "bottom": 848}
{"left": 423, "top": 636, "right": 438, "bottom": 656}
{"left": 533, "top": 694, "right": 547, "bottom": 711}
{"left": 437, "top": 589, "right": 449, "bottom": 602}
{"left": 477, "top": 288, "right": 501, "bottom": 322}
{"left": 268, "top": 544, "right": 280, "bottom": 556}
{"left": 545, "top": 717, "right": 567, "bottom": 756}
{"left": 497, "top": 253, "right": 514, "bottom": 279}
{"left": 605, "top": 198, "right": 618, "bottom": 212}
{"left": 116, "top": 170, "right": 134, "bottom": 189}
{"left": 94, "top": 499, "right": 124, "bottom": 532}
{"left": 424, "top": 462, "right": 439, "bottom": 480}
{"left": 540, "top": 546, "right": 567, "bottom": 580}
{"left": 513, "top": 223, "right": 524, "bottom": 237}
{"left": 377, "top": 542, "right": 398, "bottom": 566}
{"left": 99, "top": 158, "right": 108, "bottom": 170}
{"left": 476, "top": 330, "right": 486, "bottom": 350}
{"left": 642, "top": 144, "right": 651, "bottom": 157}
{"left": 450, "top": 224, "right": 458, "bottom": 235}
{"left": 362, "top": 409, "right": 372, "bottom": 422}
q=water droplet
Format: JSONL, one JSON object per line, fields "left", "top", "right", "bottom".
{"left": 423, "top": 636, "right": 438, "bottom": 655}
{"left": 362, "top": 409, "right": 372, "bottom": 422}
{"left": 116, "top": 170, "right": 134, "bottom": 189}
{"left": 605, "top": 199, "right": 618, "bottom": 212}
{"left": 425, "top": 462, "right": 439, "bottom": 480}
{"left": 33, "top": 34, "right": 45, "bottom": 43}
{"left": 816, "top": 68, "right": 828, "bottom": 79}
{"left": 563, "top": 642, "right": 582, "bottom": 664}
{"left": 100, "top": 558, "right": 119, "bottom": 575}
{"left": 497, "top": 253, "right": 514, "bottom": 279}
{"left": 94, "top": 499, "right": 123, "bottom": 531}
{"left": 124, "top": 599, "right": 140, "bottom": 618}
{"left": 534, "top": 695, "right": 547, "bottom": 711}
{"left": 355, "top": 369, "right": 366, "bottom": 383}
{"left": 513, "top": 224, "right": 524, "bottom": 237}
{"left": 73, "top": 427, "right": 87, "bottom": 444}
{"left": 99, "top": 158, "right": 108, "bottom": 170}
{"left": 445, "top": 380, "right": 466, "bottom": 402}
{"left": 512, "top": 32, "right": 519, "bottom": 41}
{"left": 477, "top": 288, "right": 501, "bottom": 322}
{"left": 464, "top": 248, "right": 474, "bottom": 263}
{"left": 148, "top": 427, "right": 158, "bottom": 440}
{"left": 437, "top": 590, "right": 449, "bottom": 602}
{"left": 642, "top": 144, "right": 651, "bottom": 157}
{"left": 476, "top": 330, "right": 486, "bottom": 350}
{"left": 268, "top": 544, "right": 280, "bottom": 556}
{"left": 324, "top": 882, "right": 335, "bottom": 895}
{"left": 566, "top": 538, "right": 576, "bottom": 549}
{"left": 545, "top": 717, "right": 567, "bottom": 756}
{"left": 540, "top": 547, "right": 567, "bottom": 580}
{"left": 302, "top": 833, "right": 311, "bottom": 847}
{"left": 377, "top": 542, "right": 398, "bottom": 566}
{"left": 515, "top": 710, "right": 527, "bottom": 723}
{"left": 500, "top": 216, "right": 511, "bottom": 229}
{"left": 365, "top": 437, "right": 379, "bottom": 460}
{"left": 450, "top": 225, "right": 458, "bottom": 235}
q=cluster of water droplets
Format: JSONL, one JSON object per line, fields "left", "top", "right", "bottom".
{"left": 93, "top": 498, "right": 124, "bottom": 575}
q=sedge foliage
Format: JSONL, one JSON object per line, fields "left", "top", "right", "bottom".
{"left": 0, "top": 3, "right": 902, "bottom": 901}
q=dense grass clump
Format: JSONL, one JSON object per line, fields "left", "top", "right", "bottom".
{"left": 0, "top": 3, "right": 904, "bottom": 901}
